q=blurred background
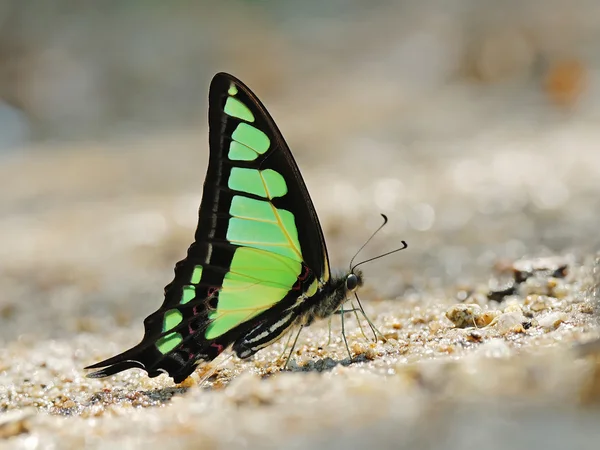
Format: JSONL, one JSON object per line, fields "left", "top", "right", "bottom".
{"left": 1, "top": 2, "right": 600, "bottom": 448}
{"left": 0, "top": 0, "right": 598, "bottom": 339}
{"left": 0, "top": 0, "right": 597, "bottom": 141}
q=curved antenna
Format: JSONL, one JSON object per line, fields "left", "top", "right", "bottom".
{"left": 351, "top": 240, "right": 408, "bottom": 272}
{"left": 349, "top": 214, "right": 389, "bottom": 270}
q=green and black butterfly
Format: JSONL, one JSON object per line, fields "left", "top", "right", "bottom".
{"left": 85, "top": 72, "right": 406, "bottom": 383}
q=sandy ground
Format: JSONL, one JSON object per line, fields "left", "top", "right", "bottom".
{"left": 1, "top": 81, "right": 600, "bottom": 449}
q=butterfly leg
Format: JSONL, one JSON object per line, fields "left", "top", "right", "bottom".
{"left": 354, "top": 293, "right": 387, "bottom": 343}
{"left": 350, "top": 301, "right": 370, "bottom": 341}
{"left": 278, "top": 328, "right": 296, "bottom": 361}
{"left": 283, "top": 326, "right": 304, "bottom": 370}
{"left": 326, "top": 317, "right": 333, "bottom": 346}
{"left": 336, "top": 302, "right": 369, "bottom": 341}
{"left": 328, "top": 307, "right": 354, "bottom": 346}
{"left": 339, "top": 303, "right": 353, "bottom": 361}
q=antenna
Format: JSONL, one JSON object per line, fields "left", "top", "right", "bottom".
{"left": 349, "top": 214, "right": 389, "bottom": 270}
{"left": 351, "top": 240, "right": 408, "bottom": 272}
{"left": 348, "top": 214, "right": 408, "bottom": 272}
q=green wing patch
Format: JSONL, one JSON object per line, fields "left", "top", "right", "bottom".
{"left": 205, "top": 248, "right": 301, "bottom": 339}
{"left": 224, "top": 97, "right": 255, "bottom": 122}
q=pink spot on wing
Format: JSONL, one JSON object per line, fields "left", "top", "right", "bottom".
{"left": 208, "top": 286, "right": 219, "bottom": 297}
{"left": 298, "top": 265, "right": 310, "bottom": 281}
{"left": 211, "top": 343, "right": 224, "bottom": 353}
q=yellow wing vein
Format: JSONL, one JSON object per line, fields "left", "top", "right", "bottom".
{"left": 232, "top": 139, "right": 260, "bottom": 156}
{"left": 254, "top": 171, "right": 303, "bottom": 261}
{"left": 229, "top": 246, "right": 300, "bottom": 274}
{"left": 231, "top": 215, "right": 277, "bottom": 225}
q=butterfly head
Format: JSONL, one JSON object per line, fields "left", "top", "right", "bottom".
{"left": 344, "top": 269, "right": 364, "bottom": 295}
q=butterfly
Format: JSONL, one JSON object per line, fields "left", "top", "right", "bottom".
{"left": 85, "top": 72, "right": 403, "bottom": 384}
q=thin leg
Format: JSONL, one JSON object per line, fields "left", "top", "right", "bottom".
{"left": 351, "top": 301, "right": 369, "bottom": 340}
{"left": 283, "top": 325, "right": 304, "bottom": 370}
{"left": 326, "top": 317, "right": 333, "bottom": 346}
{"left": 355, "top": 293, "right": 387, "bottom": 343}
{"left": 278, "top": 329, "right": 295, "bottom": 360}
{"left": 340, "top": 302, "right": 352, "bottom": 361}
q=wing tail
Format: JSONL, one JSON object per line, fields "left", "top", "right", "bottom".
{"left": 85, "top": 360, "right": 147, "bottom": 378}
{"left": 84, "top": 343, "right": 197, "bottom": 383}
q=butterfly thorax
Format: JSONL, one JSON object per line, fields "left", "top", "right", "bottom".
{"left": 297, "top": 268, "right": 364, "bottom": 326}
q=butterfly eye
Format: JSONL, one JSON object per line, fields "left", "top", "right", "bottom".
{"left": 346, "top": 273, "right": 359, "bottom": 292}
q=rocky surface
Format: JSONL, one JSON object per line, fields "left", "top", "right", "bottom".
{"left": 1, "top": 2, "right": 600, "bottom": 448}
{"left": 0, "top": 127, "right": 598, "bottom": 449}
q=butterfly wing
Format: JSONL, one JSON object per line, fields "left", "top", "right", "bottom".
{"left": 85, "top": 73, "right": 331, "bottom": 383}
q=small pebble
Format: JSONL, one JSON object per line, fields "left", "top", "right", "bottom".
{"left": 503, "top": 302, "right": 524, "bottom": 314}
{"left": 493, "top": 311, "right": 527, "bottom": 335}
{"left": 512, "top": 257, "right": 569, "bottom": 283}
{"left": 518, "top": 276, "right": 550, "bottom": 296}
{"left": 466, "top": 330, "right": 483, "bottom": 343}
{"left": 477, "top": 311, "right": 500, "bottom": 327}
{"left": 537, "top": 312, "right": 568, "bottom": 330}
{"left": 445, "top": 304, "right": 499, "bottom": 328}
{"left": 446, "top": 304, "right": 481, "bottom": 328}
{"left": 548, "top": 278, "right": 569, "bottom": 299}
{"left": 524, "top": 294, "right": 551, "bottom": 312}
{"left": 0, "top": 409, "right": 33, "bottom": 439}
{"left": 487, "top": 278, "right": 516, "bottom": 302}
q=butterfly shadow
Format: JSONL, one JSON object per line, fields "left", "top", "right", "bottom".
{"left": 282, "top": 353, "right": 370, "bottom": 374}
{"left": 79, "top": 353, "right": 369, "bottom": 412}
{"left": 80, "top": 384, "right": 194, "bottom": 413}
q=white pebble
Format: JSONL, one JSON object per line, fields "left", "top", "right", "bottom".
{"left": 537, "top": 312, "right": 568, "bottom": 330}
